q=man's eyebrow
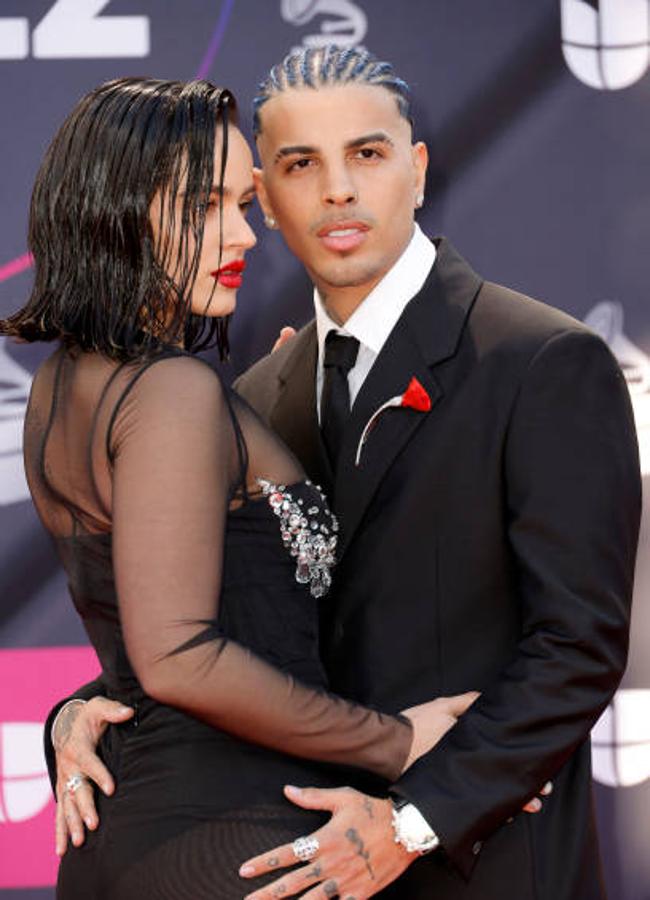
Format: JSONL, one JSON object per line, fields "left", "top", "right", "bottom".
{"left": 274, "top": 144, "right": 317, "bottom": 162}
{"left": 344, "top": 132, "right": 394, "bottom": 150}
{"left": 273, "top": 132, "right": 393, "bottom": 164}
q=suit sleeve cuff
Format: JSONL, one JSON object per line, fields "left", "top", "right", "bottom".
{"left": 391, "top": 770, "right": 483, "bottom": 880}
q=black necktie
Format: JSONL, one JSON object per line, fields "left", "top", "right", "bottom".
{"left": 321, "top": 331, "right": 360, "bottom": 467}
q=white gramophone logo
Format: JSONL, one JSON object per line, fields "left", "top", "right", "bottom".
{"left": 561, "top": 0, "right": 650, "bottom": 90}
{"left": 584, "top": 301, "right": 650, "bottom": 476}
{"left": 281, "top": 0, "right": 367, "bottom": 50}
{"left": 0, "top": 722, "right": 51, "bottom": 823}
{"left": 0, "top": 336, "right": 31, "bottom": 506}
{"left": 584, "top": 301, "right": 650, "bottom": 787}
{"left": 591, "top": 691, "right": 650, "bottom": 787}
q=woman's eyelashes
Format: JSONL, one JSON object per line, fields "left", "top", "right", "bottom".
{"left": 195, "top": 195, "right": 254, "bottom": 216}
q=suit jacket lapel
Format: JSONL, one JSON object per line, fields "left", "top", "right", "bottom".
{"left": 334, "top": 238, "right": 483, "bottom": 557}
{"left": 269, "top": 321, "right": 334, "bottom": 495}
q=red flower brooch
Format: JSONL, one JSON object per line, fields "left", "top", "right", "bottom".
{"left": 355, "top": 377, "right": 432, "bottom": 466}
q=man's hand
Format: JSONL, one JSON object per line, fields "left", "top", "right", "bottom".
{"left": 53, "top": 697, "right": 133, "bottom": 856}
{"left": 239, "top": 785, "right": 414, "bottom": 899}
{"left": 239, "top": 780, "right": 554, "bottom": 898}
{"left": 272, "top": 326, "right": 297, "bottom": 353}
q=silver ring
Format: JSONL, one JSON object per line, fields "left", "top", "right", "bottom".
{"left": 65, "top": 773, "right": 86, "bottom": 795}
{"left": 292, "top": 835, "right": 320, "bottom": 863}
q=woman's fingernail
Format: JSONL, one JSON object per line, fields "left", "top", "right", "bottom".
{"left": 239, "top": 865, "right": 255, "bottom": 877}
{"left": 531, "top": 798, "right": 542, "bottom": 811}
{"left": 118, "top": 706, "right": 131, "bottom": 715}
{"left": 103, "top": 783, "right": 113, "bottom": 795}
{"left": 85, "top": 817, "right": 95, "bottom": 829}
{"left": 285, "top": 784, "right": 301, "bottom": 797}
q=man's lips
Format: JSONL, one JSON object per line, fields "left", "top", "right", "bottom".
{"left": 211, "top": 258, "right": 246, "bottom": 288}
{"left": 316, "top": 221, "right": 370, "bottom": 253}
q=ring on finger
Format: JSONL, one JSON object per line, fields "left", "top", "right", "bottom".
{"left": 292, "top": 835, "right": 320, "bottom": 863}
{"left": 65, "top": 773, "right": 86, "bottom": 795}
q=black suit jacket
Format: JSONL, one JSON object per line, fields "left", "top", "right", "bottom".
{"left": 233, "top": 238, "right": 641, "bottom": 899}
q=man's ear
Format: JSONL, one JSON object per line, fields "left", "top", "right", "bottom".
{"left": 412, "top": 141, "right": 428, "bottom": 201}
{"left": 253, "top": 167, "right": 274, "bottom": 220}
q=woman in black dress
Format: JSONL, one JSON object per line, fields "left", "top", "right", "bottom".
{"left": 1, "top": 77, "right": 468, "bottom": 899}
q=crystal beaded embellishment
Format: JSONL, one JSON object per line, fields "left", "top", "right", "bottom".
{"left": 256, "top": 478, "right": 338, "bottom": 598}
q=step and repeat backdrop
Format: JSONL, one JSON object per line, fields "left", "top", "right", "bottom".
{"left": 1, "top": 1, "right": 649, "bottom": 897}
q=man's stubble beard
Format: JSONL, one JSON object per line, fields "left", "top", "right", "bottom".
{"left": 309, "top": 256, "right": 389, "bottom": 293}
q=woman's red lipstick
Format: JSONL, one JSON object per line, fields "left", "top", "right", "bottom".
{"left": 211, "top": 259, "right": 246, "bottom": 289}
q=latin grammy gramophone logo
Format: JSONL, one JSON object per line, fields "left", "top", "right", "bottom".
{"left": 584, "top": 301, "right": 650, "bottom": 476}
{"left": 281, "top": 0, "right": 367, "bottom": 50}
{"left": 584, "top": 301, "right": 650, "bottom": 788}
{"left": 561, "top": 0, "right": 650, "bottom": 89}
{"left": 0, "top": 337, "right": 31, "bottom": 507}
{"left": 0, "top": 723, "right": 50, "bottom": 826}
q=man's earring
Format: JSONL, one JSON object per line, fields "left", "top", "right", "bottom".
{"left": 415, "top": 194, "right": 424, "bottom": 209}
{"left": 264, "top": 215, "right": 277, "bottom": 229}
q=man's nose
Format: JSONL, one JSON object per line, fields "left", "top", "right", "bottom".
{"left": 322, "top": 167, "right": 358, "bottom": 206}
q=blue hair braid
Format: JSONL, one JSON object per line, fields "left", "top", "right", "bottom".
{"left": 252, "top": 45, "right": 413, "bottom": 135}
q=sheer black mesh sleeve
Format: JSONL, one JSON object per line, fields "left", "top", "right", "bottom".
{"left": 106, "top": 354, "right": 410, "bottom": 781}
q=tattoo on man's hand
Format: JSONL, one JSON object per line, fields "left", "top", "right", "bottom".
{"left": 362, "top": 797, "right": 374, "bottom": 820}
{"left": 305, "top": 863, "right": 322, "bottom": 880}
{"left": 272, "top": 885, "right": 287, "bottom": 896}
{"left": 323, "top": 880, "right": 338, "bottom": 897}
{"left": 345, "top": 827, "right": 375, "bottom": 880}
{"left": 267, "top": 856, "right": 280, "bottom": 868}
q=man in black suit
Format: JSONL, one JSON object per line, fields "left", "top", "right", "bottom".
{"left": 48, "top": 47, "right": 639, "bottom": 899}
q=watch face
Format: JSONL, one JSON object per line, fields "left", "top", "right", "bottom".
{"left": 393, "top": 802, "right": 437, "bottom": 851}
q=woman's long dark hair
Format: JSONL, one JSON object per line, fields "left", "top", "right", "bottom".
{"left": 0, "top": 77, "right": 237, "bottom": 360}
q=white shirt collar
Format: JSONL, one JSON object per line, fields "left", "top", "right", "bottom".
{"left": 314, "top": 223, "right": 436, "bottom": 357}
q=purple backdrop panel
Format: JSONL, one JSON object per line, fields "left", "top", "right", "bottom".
{"left": 0, "top": 1, "right": 648, "bottom": 898}
{"left": 0, "top": 647, "right": 99, "bottom": 889}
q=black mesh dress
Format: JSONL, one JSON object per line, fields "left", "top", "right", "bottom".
{"left": 23, "top": 346, "right": 411, "bottom": 899}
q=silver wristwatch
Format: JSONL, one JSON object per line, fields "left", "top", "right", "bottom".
{"left": 390, "top": 797, "right": 440, "bottom": 855}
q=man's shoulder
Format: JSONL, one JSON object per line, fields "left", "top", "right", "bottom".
{"left": 471, "top": 280, "right": 595, "bottom": 356}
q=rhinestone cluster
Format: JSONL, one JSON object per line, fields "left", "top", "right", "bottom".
{"left": 256, "top": 478, "right": 338, "bottom": 598}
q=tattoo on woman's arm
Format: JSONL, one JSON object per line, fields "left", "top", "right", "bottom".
{"left": 54, "top": 703, "right": 84, "bottom": 751}
{"left": 345, "top": 828, "right": 375, "bottom": 880}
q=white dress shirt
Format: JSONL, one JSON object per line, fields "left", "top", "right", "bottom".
{"left": 313, "top": 224, "right": 440, "bottom": 844}
{"left": 314, "top": 224, "right": 436, "bottom": 419}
